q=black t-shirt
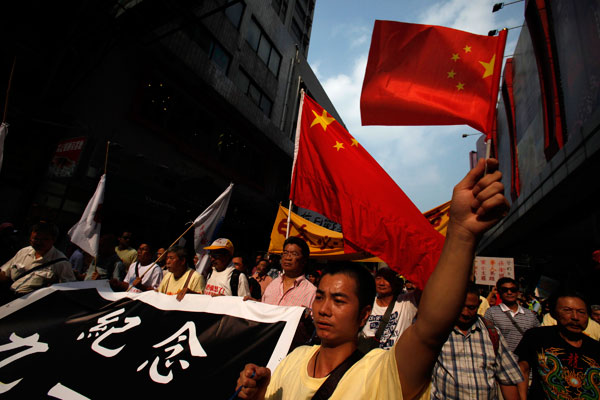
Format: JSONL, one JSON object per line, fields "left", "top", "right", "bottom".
{"left": 515, "top": 326, "right": 600, "bottom": 399}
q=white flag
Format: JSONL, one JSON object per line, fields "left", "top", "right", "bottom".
{"left": 68, "top": 174, "right": 106, "bottom": 258}
{"left": 193, "top": 183, "right": 234, "bottom": 273}
{"left": 0, "top": 123, "right": 7, "bottom": 172}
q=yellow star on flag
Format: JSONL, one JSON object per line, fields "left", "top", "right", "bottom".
{"left": 451, "top": 53, "right": 460, "bottom": 62}
{"left": 311, "top": 109, "right": 336, "bottom": 130}
{"left": 456, "top": 82, "right": 465, "bottom": 91}
{"left": 463, "top": 45, "right": 472, "bottom": 53}
{"left": 479, "top": 54, "right": 496, "bottom": 78}
{"left": 447, "top": 70, "right": 456, "bottom": 79}
{"left": 333, "top": 141, "right": 345, "bottom": 151}
{"left": 351, "top": 138, "right": 359, "bottom": 147}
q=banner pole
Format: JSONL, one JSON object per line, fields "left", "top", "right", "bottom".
{"left": 285, "top": 200, "right": 293, "bottom": 238}
{"left": 2, "top": 57, "right": 16, "bottom": 124}
{"left": 104, "top": 141, "right": 110, "bottom": 175}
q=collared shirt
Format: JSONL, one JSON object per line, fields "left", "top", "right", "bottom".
{"left": 484, "top": 304, "right": 539, "bottom": 352}
{"left": 252, "top": 272, "right": 273, "bottom": 296}
{"left": 1, "top": 246, "right": 75, "bottom": 294}
{"left": 498, "top": 302, "right": 525, "bottom": 317}
{"left": 262, "top": 274, "right": 316, "bottom": 308}
{"left": 431, "top": 318, "right": 523, "bottom": 399}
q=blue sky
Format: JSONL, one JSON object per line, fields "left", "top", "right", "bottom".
{"left": 307, "top": 0, "right": 524, "bottom": 212}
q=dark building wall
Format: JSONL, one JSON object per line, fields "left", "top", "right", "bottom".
{"left": 0, "top": 0, "right": 340, "bottom": 258}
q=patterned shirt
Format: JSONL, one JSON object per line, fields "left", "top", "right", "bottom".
{"left": 484, "top": 304, "right": 540, "bottom": 352}
{"left": 262, "top": 274, "right": 316, "bottom": 308}
{"left": 431, "top": 317, "right": 524, "bottom": 399}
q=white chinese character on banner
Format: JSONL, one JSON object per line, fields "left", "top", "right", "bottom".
{"left": 137, "top": 321, "right": 207, "bottom": 384}
{"left": 77, "top": 308, "right": 141, "bottom": 357}
{"left": 0, "top": 333, "right": 49, "bottom": 393}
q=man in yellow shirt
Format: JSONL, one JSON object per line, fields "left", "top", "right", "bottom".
{"left": 236, "top": 158, "right": 509, "bottom": 400}
{"left": 158, "top": 246, "right": 205, "bottom": 301}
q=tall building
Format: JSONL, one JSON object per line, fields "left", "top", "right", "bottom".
{"left": 475, "top": 0, "right": 600, "bottom": 301}
{"left": 0, "top": 0, "right": 342, "bottom": 255}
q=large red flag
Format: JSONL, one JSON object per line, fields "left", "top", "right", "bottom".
{"left": 290, "top": 93, "right": 445, "bottom": 288}
{"left": 361, "top": 20, "right": 507, "bottom": 137}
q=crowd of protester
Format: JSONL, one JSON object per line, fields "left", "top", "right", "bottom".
{"left": 1, "top": 159, "right": 599, "bottom": 399}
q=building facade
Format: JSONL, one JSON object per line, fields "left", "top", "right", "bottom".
{"left": 0, "top": 0, "right": 342, "bottom": 256}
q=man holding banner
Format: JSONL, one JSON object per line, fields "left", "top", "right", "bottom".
{"left": 237, "top": 158, "right": 509, "bottom": 400}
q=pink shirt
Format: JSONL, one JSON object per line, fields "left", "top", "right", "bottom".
{"left": 262, "top": 274, "right": 316, "bottom": 308}
{"left": 252, "top": 272, "right": 273, "bottom": 296}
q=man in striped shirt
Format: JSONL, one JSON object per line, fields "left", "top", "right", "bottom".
{"left": 484, "top": 277, "right": 539, "bottom": 353}
{"left": 261, "top": 236, "right": 316, "bottom": 308}
{"left": 431, "top": 283, "right": 523, "bottom": 399}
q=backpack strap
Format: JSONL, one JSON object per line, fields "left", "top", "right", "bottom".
{"left": 479, "top": 316, "right": 499, "bottom": 356}
{"left": 374, "top": 296, "right": 397, "bottom": 344}
{"left": 230, "top": 269, "right": 241, "bottom": 296}
{"left": 12, "top": 257, "right": 68, "bottom": 282}
{"left": 311, "top": 349, "right": 364, "bottom": 400}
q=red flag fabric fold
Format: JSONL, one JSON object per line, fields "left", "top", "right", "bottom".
{"left": 361, "top": 20, "right": 507, "bottom": 137}
{"left": 290, "top": 93, "right": 445, "bottom": 288}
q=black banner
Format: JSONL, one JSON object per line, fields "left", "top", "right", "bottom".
{"left": 0, "top": 282, "right": 303, "bottom": 398}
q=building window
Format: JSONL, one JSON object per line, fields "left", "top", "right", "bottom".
{"left": 294, "top": 1, "right": 306, "bottom": 22}
{"left": 245, "top": 18, "right": 282, "bottom": 76}
{"left": 271, "top": 0, "right": 288, "bottom": 22}
{"left": 224, "top": 0, "right": 245, "bottom": 29}
{"left": 184, "top": 24, "right": 231, "bottom": 74}
{"left": 236, "top": 69, "right": 273, "bottom": 117}
{"left": 291, "top": 19, "right": 303, "bottom": 43}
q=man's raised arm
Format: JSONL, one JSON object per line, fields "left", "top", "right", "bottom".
{"left": 395, "top": 158, "right": 509, "bottom": 399}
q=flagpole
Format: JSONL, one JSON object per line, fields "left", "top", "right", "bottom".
{"left": 126, "top": 222, "right": 196, "bottom": 291}
{"left": 104, "top": 141, "right": 110, "bottom": 175}
{"left": 285, "top": 200, "right": 292, "bottom": 238}
{"left": 2, "top": 57, "right": 16, "bottom": 125}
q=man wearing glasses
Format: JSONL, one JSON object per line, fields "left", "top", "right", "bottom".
{"left": 261, "top": 236, "right": 316, "bottom": 308}
{"left": 485, "top": 277, "right": 539, "bottom": 353}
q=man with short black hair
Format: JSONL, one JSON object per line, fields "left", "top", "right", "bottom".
{"left": 158, "top": 246, "right": 205, "bottom": 301}
{"left": 115, "top": 230, "right": 137, "bottom": 269}
{"left": 236, "top": 158, "right": 510, "bottom": 400}
{"left": 0, "top": 222, "right": 75, "bottom": 300}
{"left": 262, "top": 236, "right": 316, "bottom": 308}
{"left": 431, "top": 283, "right": 523, "bottom": 399}
{"left": 110, "top": 243, "right": 163, "bottom": 292}
{"left": 515, "top": 290, "right": 600, "bottom": 399}
{"left": 204, "top": 238, "right": 250, "bottom": 297}
{"left": 484, "top": 277, "right": 539, "bottom": 352}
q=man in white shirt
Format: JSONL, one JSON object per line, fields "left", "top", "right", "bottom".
{"left": 110, "top": 243, "right": 163, "bottom": 293}
{"left": 204, "top": 238, "right": 250, "bottom": 297}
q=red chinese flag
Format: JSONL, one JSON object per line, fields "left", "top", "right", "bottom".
{"left": 290, "top": 93, "right": 445, "bottom": 289}
{"left": 360, "top": 21, "right": 507, "bottom": 136}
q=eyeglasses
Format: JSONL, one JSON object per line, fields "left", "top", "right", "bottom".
{"left": 282, "top": 250, "right": 301, "bottom": 258}
{"left": 498, "top": 286, "right": 518, "bottom": 294}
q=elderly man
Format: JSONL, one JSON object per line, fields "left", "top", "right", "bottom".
{"left": 261, "top": 236, "right": 316, "bottom": 308}
{"left": 431, "top": 283, "right": 523, "bottom": 399}
{"left": 236, "top": 158, "right": 509, "bottom": 400}
{"left": 0, "top": 222, "right": 74, "bottom": 301}
{"left": 158, "top": 246, "right": 205, "bottom": 301}
{"left": 204, "top": 238, "right": 250, "bottom": 297}
{"left": 110, "top": 243, "right": 163, "bottom": 293}
{"left": 515, "top": 290, "right": 600, "bottom": 399}
{"left": 484, "top": 277, "right": 540, "bottom": 353}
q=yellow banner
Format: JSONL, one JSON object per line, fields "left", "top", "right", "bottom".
{"left": 268, "top": 205, "right": 378, "bottom": 261}
{"left": 423, "top": 200, "right": 451, "bottom": 237}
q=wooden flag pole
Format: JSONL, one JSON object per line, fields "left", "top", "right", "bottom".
{"left": 285, "top": 199, "right": 293, "bottom": 238}
{"left": 126, "top": 222, "right": 196, "bottom": 291}
{"left": 2, "top": 57, "right": 16, "bottom": 124}
{"left": 104, "top": 141, "right": 110, "bottom": 175}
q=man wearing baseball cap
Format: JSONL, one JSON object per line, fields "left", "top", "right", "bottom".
{"left": 204, "top": 238, "right": 250, "bottom": 297}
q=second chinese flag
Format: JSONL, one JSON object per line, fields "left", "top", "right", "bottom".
{"left": 360, "top": 20, "right": 507, "bottom": 135}
{"left": 290, "top": 93, "right": 444, "bottom": 289}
